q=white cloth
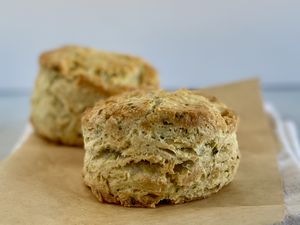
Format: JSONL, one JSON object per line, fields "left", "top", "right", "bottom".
{"left": 265, "top": 103, "right": 300, "bottom": 225}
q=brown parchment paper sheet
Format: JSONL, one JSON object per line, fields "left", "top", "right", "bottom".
{"left": 0, "top": 79, "right": 284, "bottom": 225}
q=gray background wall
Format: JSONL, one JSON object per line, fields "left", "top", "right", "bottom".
{"left": 1, "top": 0, "right": 300, "bottom": 90}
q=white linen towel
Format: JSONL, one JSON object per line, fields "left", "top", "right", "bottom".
{"left": 265, "top": 103, "right": 300, "bottom": 225}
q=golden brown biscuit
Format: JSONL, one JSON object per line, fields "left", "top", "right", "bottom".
{"left": 82, "top": 89, "right": 240, "bottom": 208}
{"left": 31, "top": 45, "right": 159, "bottom": 146}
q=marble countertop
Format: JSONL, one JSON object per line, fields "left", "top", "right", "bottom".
{"left": 0, "top": 89, "right": 299, "bottom": 159}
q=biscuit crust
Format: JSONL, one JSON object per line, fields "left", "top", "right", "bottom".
{"left": 31, "top": 46, "right": 159, "bottom": 146}
{"left": 39, "top": 45, "right": 159, "bottom": 95}
{"left": 82, "top": 89, "right": 240, "bottom": 207}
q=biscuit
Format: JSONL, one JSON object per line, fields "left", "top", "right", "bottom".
{"left": 31, "top": 46, "right": 159, "bottom": 146}
{"left": 82, "top": 89, "right": 240, "bottom": 207}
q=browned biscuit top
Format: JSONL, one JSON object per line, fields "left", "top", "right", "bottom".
{"left": 82, "top": 89, "right": 238, "bottom": 134}
{"left": 39, "top": 45, "right": 159, "bottom": 95}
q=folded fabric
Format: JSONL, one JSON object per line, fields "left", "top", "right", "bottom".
{"left": 265, "top": 103, "right": 300, "bottom": 225}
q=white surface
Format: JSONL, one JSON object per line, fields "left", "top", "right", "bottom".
{"left": 0, "top": 96, "right": 29, "bottom": 159}
{"left": 1, "top": 0, "right": 300, "bottom": 89}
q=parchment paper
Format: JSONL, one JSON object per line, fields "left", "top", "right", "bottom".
{"left": 0, "top": 79, "right": 284, "bottom": 225}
